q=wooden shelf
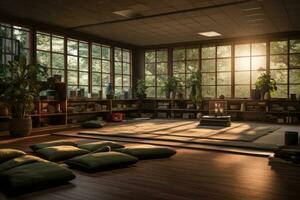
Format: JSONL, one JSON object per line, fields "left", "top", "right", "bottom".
{"left": 67, "top": 111, "right": 110, "bottom": 115}
{"left": 41, "top": 113, "right": 66, "bottom": 116}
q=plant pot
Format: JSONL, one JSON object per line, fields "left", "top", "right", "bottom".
{"left": 106, "top": 94, "right": 114, "bottom": 99}
{"left": 264, "top": 92, "right": 271, "bottom": 100}
{"left": 177, "top": 93, "right": 184, "bottom": 99}
{"left": 9, "top": 117, "right": 32, "bottom": 137}
{"left": 170, "top": 91, "right": 176, "bottom": 99}
{"left": 166, "top": 91, "right": 170, "bottom": 99}
{"left": 0, "top": 105, "right": 9, "bottom": 116}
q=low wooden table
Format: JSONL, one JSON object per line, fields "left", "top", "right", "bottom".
{"left": 199, "top": 115, "right": 231, "bottom": 127}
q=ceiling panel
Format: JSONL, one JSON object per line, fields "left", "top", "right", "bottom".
{"left": 0, "top": 0, "right": 299, "bottom": 46}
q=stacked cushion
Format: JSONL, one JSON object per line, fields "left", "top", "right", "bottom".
{"left": 0, "top": 149, "right": 26, "bottom": 163}
{"left": 78, "top": 141, "right": 124, "bottom": 152}
{"left": 30, "top": 140, "right": 77, "bottom": 152}
{"left": 36, "top": 145, "right": 89, "bottom": 162}
{"left": 115, "top": 145, "right": 176, "bottom": 160}
{"left": 65, "top": 152, "right": 138, "bottom": 172}
{"left": 0, "top": 162, "right": 75, "bottom": 195}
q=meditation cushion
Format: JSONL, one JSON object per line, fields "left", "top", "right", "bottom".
{"left": 0, "top": 162, "right": 75, "bottom": 194}
{"left": 0, "top": 149, "right": 26, "bottom": 164}
{"left": 115, "top": 145, "right": 176, "bottom": 160}
{"left": 93, "top": 146, "right": 111, "bottom": 153}
{"left": 0, "top": 155, "right": 47, "bottom": 172}
{"left": 78, "top": 141, "right": 124, "bottom": 152}
{"left": 36, "top": 145, "right": 89, "bottom": 161}
{"left": 30, "top": 140, "right": 77, "bottom": 152}
{"left": 82, "top": 120, "right": 104, "bottom": 128}
{"left": 65, "top": 152, "right": 138, "bottom": 172}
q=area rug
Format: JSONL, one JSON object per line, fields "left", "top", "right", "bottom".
{"left": 208, "top": 125, "right": 280, "bottom": 142}
{"left": 76, "top": 120, "right": 280, "bottom": 142}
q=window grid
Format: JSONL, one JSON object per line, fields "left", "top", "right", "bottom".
{"left": 173, "top": 48, "right": 200, "bottom": 98}
{"left": 145, "top": 49, "right": 168, "bottom": 98}
{"left": 114, "top": 47, "right": 132, "bottom": 96}
{"left": 67, "top": 39, "right": 89, "bottom": 93}
{"left": 91, "top": 43, "right": 111, "bottom": 96}
{"left": 270, "top": 40, "right": 289, "bottom": 98}
{"left": 0, "top": 23, "right": 31, "bottom": 64}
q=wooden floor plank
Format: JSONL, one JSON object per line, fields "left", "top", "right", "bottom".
{"left": 0, "top": 134, "right": 299, "bottom": 200}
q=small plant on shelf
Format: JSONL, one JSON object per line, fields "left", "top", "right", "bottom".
{"left": 187, "top": 70, "right": 202, "bottom": 109}
{"left": 161, "top": 77, "right": 180, "bottom": 99}
{"left": 255, "top": 73, "right": 277, "bottom": 100}
{"left": 0, "top": 56, "right": 47, "bottom": 137}
{"left": 135, "top": 79, "right": 147, "bottom": 99}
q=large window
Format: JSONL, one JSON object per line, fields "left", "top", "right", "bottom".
{"left": 289, "top": 40, "right": 300, "bottom": 96}
{"left": 145, "top": 49, "right": 168, "bottom": 98}
{"left": 217, "top": 45, "right": 232, "bottom": 98}
{"left": 0, "top": 23, "right": 30, "bottom": 63}
{"left": 91, "top": 43, "right": 111, "bottom": 96}
{"left": 173, "top": 48, "right": 199, "bottom": 98}
{"left": 234, "top": 43, "right": 266, "bottom": 98}
{"left": 67, "top": 39, "right": 89, "bottom": 93}
{"left": 36, "top": 32, "right": 65, "bottom": 81}
{"left": 201, "top": 46, "right": 216, "bottom": 98}
{"left": 114, "top": 48, "right": 131, "bottom": 96}
{"left": 201, "top": 45, "right": 232, "bottom": 98}
{"left": 270, "top": 40, "right": 288, "bottom": 98}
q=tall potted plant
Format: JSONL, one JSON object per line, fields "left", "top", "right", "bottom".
{"left": 135, "top": 79, "right": 147, "bottom": 100}
{"left": 0, "top": 56, "right": 47, "bottom": 137}
{"left": 188, "top": 70, "right": 203, "bottom": 109}
{"left": 161, "top": 77, "right": 179, "bottom": 99}
{"left": 255, "top": 73, "right": 277, "bottom": 100}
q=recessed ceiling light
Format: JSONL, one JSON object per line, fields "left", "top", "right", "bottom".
{"left": 198, "top": 31, "right": 222, "bottom": 37}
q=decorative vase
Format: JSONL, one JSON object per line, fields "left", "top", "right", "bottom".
{"left": 9, "top": 117, "right": 32, "bottom": 137}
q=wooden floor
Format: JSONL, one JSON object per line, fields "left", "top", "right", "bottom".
{"left": 0, "top": 134, "right": 300, "bottom": 200}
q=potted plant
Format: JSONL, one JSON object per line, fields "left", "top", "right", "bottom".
{"left": 135, "top": 79, "right": 147, "bottom": 99}
{"left": 161, "top": 77, "right": 179, "bottom": 99}
{"left": 0, "top": 56, "right": 47, "bottom": 137}
{"left": 255, "top": 73, "right": 277, "bottom": 100}
{"left": 187, "top": 70, "right": 203, "bottom": 109}
{"left": 105, "top": 83, "right": 114, "bottom": 99}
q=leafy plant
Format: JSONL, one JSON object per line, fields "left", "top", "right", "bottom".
{"left": 255, "top": 73, "right": 277, "bottom": 94}
{"left": 135, "top": 79, "right": 147, "bottom": 99}
{"left": 0, "top": 56, "right": 47, "bottom": 118}
{"left": 187, "top": 70, "right": 202, "bottom": 108}
{"left": 161, "top": 77, "right": 180, "bottom": 98}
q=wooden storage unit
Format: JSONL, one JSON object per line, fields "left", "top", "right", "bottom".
{"left": 67, "top": 99, "right": 111, "bottom": 124}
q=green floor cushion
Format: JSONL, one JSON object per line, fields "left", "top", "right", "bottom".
{"left": 36, "top": 145, "right": 89, "bottom": 162}
{"left": 0, "top": 149, "right": 26, "bottom": 164}
{"left": 0, "top": 155, "right": 47, "bottom": 172}
{"left": 30, "top": 140, "right": 78, "bottom": 152}
{"left": 114, "top": 145, "right": 177, "bottom": 160}
{"left": 78, "top": 141, "right": 124, "bottom": 152}
{"left": 93, "top": 146, "right": 111, "bottom": 153}
{"left": 65, "top": 151, "right": 138, "bottom": 172}
{"left": 82, "top": 120, "right": 104, "bottom": 128}
{"left": 0, "top": 162, "right": 75, "bottom": 195}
